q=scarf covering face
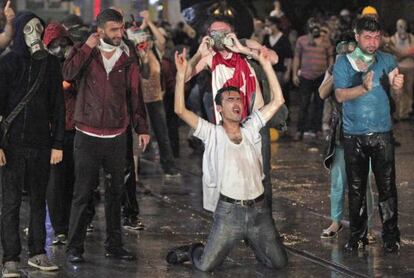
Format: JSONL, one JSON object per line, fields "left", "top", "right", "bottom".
{"left": 211, "top": 52, "right": 256, "bottom": 122}
{"left": 346, "top": 46, "right": 375, "bottom": 72}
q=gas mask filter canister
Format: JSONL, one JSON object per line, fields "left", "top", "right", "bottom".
{"left": 24, "top": 18, "right": 48, "bottom": 60}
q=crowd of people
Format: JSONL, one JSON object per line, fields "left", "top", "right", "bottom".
{"left": 0, "top": 0, "right": 410, "bottom": 276}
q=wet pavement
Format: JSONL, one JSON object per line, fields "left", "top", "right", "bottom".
{"left": 2, "top": 114, "right": 414, "bottom": 277}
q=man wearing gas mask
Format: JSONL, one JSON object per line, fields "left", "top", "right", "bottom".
{"left": 182, "top": 16, "right": 283, "bottom": 210}
{"left": 390, "top": 19, "right": 414, "bottom": 121}
{"left": 0, "top": 11, "right": 64, "bottom": 276}
{"left": 63, "top": 8, "right": 149, "bottom": 263}
{"left": 292, "top": 17, "right": 334, "bottom": 140}
{"left": 127, "top": 10, "right": 180, "bottom": 177}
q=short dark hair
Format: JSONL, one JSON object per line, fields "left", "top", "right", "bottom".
{"left": 96, "top": 9, "right": 123, "bottom": 28}
{"left": 267, "top": 16, "right": 282, "bottom": 29}
{"left": 206, "top": 16, "right": 234, "bottom": 33}
{"left": 355, "top": 16, "right": 381, "bottom": 34}
{"left": 214, "top": 86, "right": 241, "bottom": 105}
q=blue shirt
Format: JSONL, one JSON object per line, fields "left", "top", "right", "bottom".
{"left": 333, "top": 51, "right": 397, "bottom": 135}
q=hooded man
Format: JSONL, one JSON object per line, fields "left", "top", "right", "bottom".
{"left": 0, "top": 11, "right": 64, "bottom": 276}
{"left": 43, "top": 22, "right": 80, "bottom": 247}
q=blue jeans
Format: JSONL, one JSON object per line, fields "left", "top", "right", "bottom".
{"left": 190, "top": 199, "right": 288, "bottom": 271}
{"left": 330, "top": 146, "right": 375, "bottom": 227}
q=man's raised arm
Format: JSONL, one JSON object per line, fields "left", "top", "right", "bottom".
{"left": 184, "top": 36, "right": 212, "bottom": 82}
{"left": 175, "top": 48, "right": 199, "bottom": 129}
{"left": 258, "top": 48, "right": 285, "bottom": 122}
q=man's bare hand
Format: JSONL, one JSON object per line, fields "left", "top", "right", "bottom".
{"left": 138, "top": 134, "right": 150, "bottom": 151}
{"left": 224, "top": 33, "right": 246, "bottom": 54}
{"left": 197, "top": 36, "right": 213, "bottom": 58}
{"left": 292, "top": 74, "right": 300, "bottom": 87}
{"left": 0, "top": 149, "right": 6, "bottom": 166}
{"left": 50, "top": 149, "right": 63, "bottom": 165}
{"left": 362, "top": 71, "right": 374, "bottom": 92}
{"left": 85, "top": 33, "right": 100, "bottom": 49}
{"left": 175, "top": 48, "right": 188, "bottom": 74}
{"left": 4, "top": 1, "right": 15, "bottom": 24}
{"left": 392, "top": 68, "right": 404, "bottom": 90}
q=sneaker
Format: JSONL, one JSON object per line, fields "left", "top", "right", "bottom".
{"left": 28, "top": 254, "right": 59, "bottom": 271}
{"left": 383, "top": 241, "right": 400, "bottom": 253}
{"left": 344, "top": 239, "right": 367, "bottom": 252}
{"left": 2, "top": 261, "right": 20, "bottom": 278}
{"left": 105, "top": 248, "right": 135, "bottom": 261}
{"left": 52, "top": 234, "right": 67, "bottom": 245}
{"left": 86, "top": 223, "right": 94, "bottom": 233}
{"left": 164, "top": 168, "right": 181, "bottom": 177}
{"left": 123, "top": 217, "right": 145, "bottom": 230}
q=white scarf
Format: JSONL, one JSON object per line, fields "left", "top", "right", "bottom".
{"left": 98, "top": 39, "right": 119, "bottom": 53}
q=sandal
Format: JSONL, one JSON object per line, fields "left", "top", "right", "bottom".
{"left": 321, "top": 224, "right": 343, "bottom": 239}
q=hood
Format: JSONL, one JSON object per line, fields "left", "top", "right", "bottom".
{"left": 11, "top": 11, "right": 45, "bottom": 57}
{"left": 43, "top": 22, "right": 73, "bottom": 47}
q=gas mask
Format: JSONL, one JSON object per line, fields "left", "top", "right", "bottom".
{"left": 396, "top": 19, "right": 408, "bottom": 39}
{"left": 48, "top": 38, "right": 72, "bottom": 60}
{"left": 346, "top": 46, "right": 375, "bottom": 72}
{"left": 24, "top": 18, "right": 48, "bottom": 60}
{"left": 127, "top": 28, "right": 152, "bottom": 51}
{"left": 208, "top": 30, "right": 234, "bottom": 51}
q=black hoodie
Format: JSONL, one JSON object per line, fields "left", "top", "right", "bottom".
{"left": 0, "top": 12, "right": 65, "bottom": 150}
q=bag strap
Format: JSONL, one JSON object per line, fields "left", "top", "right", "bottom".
{"left": 0, "top": 59, "right": 47, "bottom": 142}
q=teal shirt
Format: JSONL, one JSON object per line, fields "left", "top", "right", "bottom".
{"left": 333, "top": 51, "right": 397, "bottom": 135}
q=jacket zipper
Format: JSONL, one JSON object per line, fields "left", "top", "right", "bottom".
{"left": 21, "top": 59, "right": 33, "bottom": 142}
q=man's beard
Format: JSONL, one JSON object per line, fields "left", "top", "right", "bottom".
{"left": 103, "top": 36, "right": 121, "bottom": 47}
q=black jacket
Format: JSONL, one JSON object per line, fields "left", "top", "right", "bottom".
{"left": 0, "top": 12, "right": 65, "bottom": 150}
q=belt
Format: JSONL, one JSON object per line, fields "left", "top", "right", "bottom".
{"left": 220, "top": 194, "right": 264, "bottom": 207}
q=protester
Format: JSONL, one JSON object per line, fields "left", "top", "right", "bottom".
{"left": 333, "top": 16, "right": 403, "bottom": 252}
{"left": 166, "top": 47, "right": 288, "bottom": 271}
{"left": 0, "top": 11, "right": 64, "bottom": 275}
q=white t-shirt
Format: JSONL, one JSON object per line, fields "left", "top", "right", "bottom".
{"left": 193, "top": 110, "right": 266, "bottom": 211}
{"left": 220, "top": 132, "right": 264, "bottom": 200}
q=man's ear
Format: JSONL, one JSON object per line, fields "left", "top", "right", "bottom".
{"left": 97, "top": 26, "right": 105, "bottom": 37}
{"left": 216, "top": 105, "right": 223, "bottom": 113}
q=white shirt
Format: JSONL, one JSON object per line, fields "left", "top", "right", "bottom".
{"left": 220, "top": 132, "right": 264, "bottom": 200}
{"left": 193, "top": 110, "right": 266, "bottom": 212}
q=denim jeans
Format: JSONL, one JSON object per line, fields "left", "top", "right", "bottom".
{"left": 260, "top": 126, "right": 272, "bottom": 210}
{"left": 330, "top": 146, "right": 375, "bottom": 227}
{"left": 1, "top": 145, "right": 50, "bottom": 262}
{"left": 343, "top": 132, "right": 400, "bottom": 244}
{"left": 47, "top": 130, "right": 75, "bottom": 235}
{"left": 67, "top": 131, "right": 126, "bottom": 254}
{"left": 145, "top": 101, "right": 175, "bottom": 172}
{"left": 297, "top": 75, "right": 324, "bottom": 133}
{"left": 190, "top": 199, "right": 288, "bottom": 271}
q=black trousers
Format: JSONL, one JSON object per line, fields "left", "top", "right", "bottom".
{"left": 146, "top": 101, "right": 176, "bottom": 171}
{"left": 121, "top": 127, "right": 139, "bottom": 218}
{"left": 343, "top": 132, "right": 400, "bottom": 244}
{"left": 297, "top": 75, "right": 324, "bottom": 133}
{"left": 1, "top": 145, "right": 50, "bottom": 262}
{"left": 67, "top": 131, "right": 126, "bottom": 254}
{"left": 47, "top": 131, "right": 75, "bottom": 235}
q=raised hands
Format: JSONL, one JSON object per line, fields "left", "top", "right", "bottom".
{"left": 175, "top": 48, "right": 188, "bottom": 74}
{"left": 4, "top": 1, "right": 15, "bottom": 24}
{"left": 391, "top": 68, "right": 404, "bottom": 90}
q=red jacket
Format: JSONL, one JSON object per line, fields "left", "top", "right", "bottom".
{"left": 62, "top": 43, "right": 148, "bottom": 135}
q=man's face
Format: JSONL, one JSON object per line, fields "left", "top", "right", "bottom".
{"left": 356, "top": 30, "right": 381, "bottom": 54}
{"left": 98, "top": 21, "right": 124, "bottom": 46}
{"left": 217, "top": 91, "right": 243, "bottom": 123}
